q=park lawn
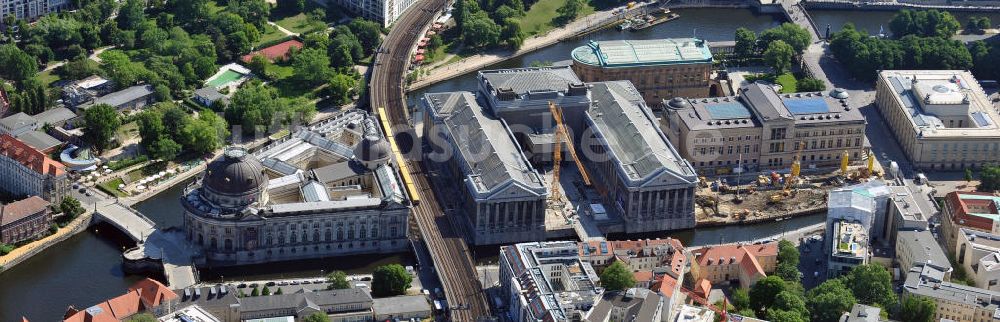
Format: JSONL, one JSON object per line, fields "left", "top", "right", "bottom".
{"left": 775, "top": 73, "right": 798, "bottom": 93}
{"left": 274, "top": 13, "right": 326, "bottom": 34}
{"left": 116, "top": 121, "right": 140, "bottom": 142}
{"left": 37, "top": 69, "right": 61, "bottom": 86}
{"left": 97, "top": 178, "right": 129, "bottom": 198}
{"left": 520, "top": 0, "right": 595, "bottom": 36}
{"left": 267, "top": 63, "right": 295, "bottom": 80}
{"left": 256, "top": 24, "right": 289, "bottom": 46}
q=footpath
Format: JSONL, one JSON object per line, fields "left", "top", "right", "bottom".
{"left": 0, "top": 209, "right": 95, "bottom": 271}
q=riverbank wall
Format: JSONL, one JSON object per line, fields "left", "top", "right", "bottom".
{"left": 695, "top": 205, "right": 826, "bottom": 228}
{"left": 0, "top": 211, "right": 94, "bottom": 273}
{"left": 803, "top": 0, "right": 1000, "bottom": 12}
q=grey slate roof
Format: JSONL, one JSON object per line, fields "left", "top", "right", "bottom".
{"left": 897, "top": 229, "right": 951, "bottom": 271}
{"left": 587, "top": 81, "right": 695, "bottom": 182}
{"left": 312, "top": 161, "right": 367, "bottom": 183}
{"left": 478, "top": 66, "right": 582, "bottom": 95}
{"left": 839, "top": 304, "right": 882, "bottom": 322}
{"left": 238, "top": 288, "right": 372, "bottom": 314}
{"left": 586, "top": 289, "right": 662, "bottom": 322}
{"left": 32, "top": 107, "right": 77, "bottom": 125}
{"left": 195, "top": 87, "right": 226, "bottom": 102}
{"left": 904, "top": 265, "right": 1000, "bottom": 315}
{"left": 423, "top": 91, "right": 547, "bottom": 199}
{"left": 372, "top": 295, "right": 431, "bottom": 315}
{"left": 17, "top": 131, "right": 62, "bottom": 151}
{"left": 93, "top": 85, "right": 154, "bottom": 108}
{"left": 0, "top": 112, "right": 37, "bottom": 132}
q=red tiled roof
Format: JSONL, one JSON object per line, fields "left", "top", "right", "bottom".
{"left": 693, "top": 242, "right": 777, "bottom": 267}
{"left": 0, "top": 134, "right": 65, "bottom": 176}
{"left": 946, "top": 191, "right": 998, "bottom": 231}
{"left": 1, "top": 196, "right": 50, "bottom": 226}
{"left": 241, "top": 40, "right": 303, "bottom": 63}
{"left": 739, "top": 251, "right": 766, "bottom": 278}
{"left": 63, "top": 278, "right": 176, "bottom": 322}
{"left": 652, "top": 274, "right": 678, "bottom": 298}
{"left": 694, "top": 278, "right": 711, "bottom": 298}
{"left": 633, "top": 270, "right": 654, "bottom": 283}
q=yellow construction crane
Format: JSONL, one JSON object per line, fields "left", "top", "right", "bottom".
{"left": 549, "top": 101, "right": 592, "bottom": 204}
{"left": 784, "top": 141, "right": 804, "bottom": 192}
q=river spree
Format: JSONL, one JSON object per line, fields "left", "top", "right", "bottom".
{"left": 1, "top": 5, "right": 990, "bottom": 322}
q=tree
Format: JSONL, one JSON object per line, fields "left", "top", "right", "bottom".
{"left": 797, "top": 78, "right": 826, "bottom": 92}
{"left": 889, "top": 9, "right": 960, "bottom": 38}
{"left": 262, "top": 285, "right": 271, "bottom": 296}
{"left": 758, "top": 23, "right": 811, "bottom": 53}
{"left": 0, "top": 44, "right": 38, "bottom": 83}
{"left": 372, "top": 264, "right": 413, "bottom": 297}
{"left": 775, "top": 262, "right": 801, "bottom": 282}
{"left": 843, "top": 264, "right": 897, "bottom": 309}
{"left": 749, "top": 276, "right": 786, "bottom": 313}
{"left": 83, "top": 104, "right": 122, "bottom": 152}
{"left": 777, "top": 240, "right": 799, "bottom": 267}
{"left": 301, "top": 312, "right": 331, "bottom": 322}
{"left": 734, "top": 27, "right": 757, "bottom": 62}
{"left": 56, "top": 58, "right": 104, "bottom": 80}
{"left": 117, "top": 0, "right": 147, "bottom": 31}
{"left": 462, "top": 12, "right": 501, "bottom": 49}
{"left": 60, "top": 196, "right": 85, "bottom": 219}
{"left": 763, "top": 40, "right": 794, "bottom": 74}
{"left": 731, "top": 288, "right": 751, "bottom": 310}
{"left": 556, "top": 0, "right": 584, "bottom": 25}
{"left": 980, "top": 165, "right": 1000, "bottom": 191}
{"left": 292, "top": 48, "right": 331, "bottom": 85}
{"left": 600, "top": 261, "right": 635, "bottom": 291}
{"left": 770, "top": 291, "right": 809, "bottom": 321}
{"left": 765, "top": 308, "right": 807, "bottom": 322}
{"left": 149, "top": 137, "right": 182, "bottom": 160}
{"left": 966, "top": 168, "right": 974, "bottom": 183}
{"left": 501, "top": 18, "right": 525, "bottom": 49}
{"left": 327, "top": 73, "right": 357, "bottom": 106}
{"left": 250, "top": 285, "right": 260, "bottom": 296}
{"left": 326, "top": 271, "right": 351, "bottom": 289}
{"left": 347, "top": 19, "right": 383, "bottom": 56}
{"left": 900, "top": 295, "right": 936, "bottom": 322}
{"left": 180, "top": 112, "right": 229, "bottom": 155}
{"left": 274, "top": 287, "right": 283, "bottom": 295}
{"left": 0, "top": 243, "right": 15, "bottom": 256}
{"left": 806, "top": 279, "right": 856, "bottom": 322}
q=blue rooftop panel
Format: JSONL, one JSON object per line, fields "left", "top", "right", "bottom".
{"left": 784, "top": 98, "right": 829, "bottom": 115}
{"left": 705, "top": 102, "right": 752, "bottom": 119}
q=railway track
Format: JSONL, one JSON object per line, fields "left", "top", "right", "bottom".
{"left": 368, "top": 1, "right": 491, "bottom": 321}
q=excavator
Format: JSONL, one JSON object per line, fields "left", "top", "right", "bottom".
{"left": 548, "top": 101, "right": 592, "bottom": 206}
{"left": 770, "top": 141, "right": 803, "bottom": 204}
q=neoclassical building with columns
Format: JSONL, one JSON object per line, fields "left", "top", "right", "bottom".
{"left": 182, "top": 110, "right": 411, "bottom": 265}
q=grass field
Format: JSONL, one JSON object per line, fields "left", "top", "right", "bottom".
{"left": 274, "top": 13, "right": 326, "bottom": 34}
{"left": 520, "top": 0, "right": 595, "bottom": 36}
{"left": 256, "top": 24, "right": 289, "bottom": 46}
{"left": 97, "top": 178, "right": 128, "bottom": 197}
{"left": 37, "top": 69, "right": 61, "bottom": 86}
{"left": 775, "top": 73, "right": 797, "bottom": 93}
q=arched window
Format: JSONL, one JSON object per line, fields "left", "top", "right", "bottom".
{"left": 266, "top": 234, "right": 273, "bottom": 246}
{"left": 359, "top": 225, "right": 367, "bottom": 239}
{"left": 337, "top": 228, "right": 344, "bottom": 240}
{"left": 325, "top": 229, "right": 332, "bottom": 241}
{"left": 371, "top": 227, "right": 378, "bottom": 239}
{"left": 313, "top": 230, "right": 320, "bottom": 243}
{"left": 210, "top": 237, "right": 218, "bottom": 250}
{"left": 291, "top": 232, "right": 298, "bottom": 244}
{"left": 348, "top": 227, "right": 355, "bottom": 240}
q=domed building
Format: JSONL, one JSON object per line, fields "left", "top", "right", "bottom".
{"left": 182, "top": 110, "right": 411, "bottom": 265}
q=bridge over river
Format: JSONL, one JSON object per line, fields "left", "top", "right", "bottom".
{"left": 92, "top": 202, "right": 199, "bottom": 288}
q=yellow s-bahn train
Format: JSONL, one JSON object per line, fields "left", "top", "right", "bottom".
{"left": 376, "top": 107, "right": 421, "bottom": 205}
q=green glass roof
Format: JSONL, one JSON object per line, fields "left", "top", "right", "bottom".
{"left": 571, "top": 38, "right": 713, "bottom": 68}
{"left": 958, "top": 194, "right": 1000, "bottom": 221}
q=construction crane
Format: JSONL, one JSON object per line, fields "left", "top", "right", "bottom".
{"left": 771, "top": 141, "right": 804, "bottom": 203}
{"left": 549, "top": 101, "right": 591, "bottom": 204}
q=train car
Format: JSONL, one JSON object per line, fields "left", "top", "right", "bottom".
{"left": 376, "top": 107, "right": 421, "bottom": 205}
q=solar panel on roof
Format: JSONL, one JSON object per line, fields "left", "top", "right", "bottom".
{"left": 705, "top": 102, "right": 752, "bottom": 119}
{"left": 784, "top": 98, "right": 830, "bottom": 115}
{"left": 972, "top": 112, "right": 992, "bottom": 127}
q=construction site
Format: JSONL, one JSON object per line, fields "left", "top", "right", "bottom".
{"left": 694, "top": 145, "right": 885, "bottom": 227}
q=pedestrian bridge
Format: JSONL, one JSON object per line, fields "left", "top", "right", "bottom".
{"left": 92, "top": 202, "right": 156, "bottom": 241}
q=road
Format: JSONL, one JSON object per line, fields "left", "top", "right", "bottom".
{"left": 368, "top": 0, "right": 491, "bottom": 320}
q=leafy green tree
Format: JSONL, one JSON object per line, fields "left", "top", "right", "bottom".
{"left": 889, "top": 9, "right": 960, "bottom": 38}
{"left": 0, "top": 44, "right": 38, "bottom": 83}
{"left": 328, "top": 27, "right": 363, "bottom": 68}
{"left": 327, "top": 73, "right": 357, "bottom": 106}
{"left": 734, "top": 27, "right": 757, "bottom": 62}
{"left": 763, "top": 40, "right": 794, "bottom": 74}
{"left": 301, "top": 312, "right": 331, "bottom": 322}
{"left": 501, "top": 18, "right": 525, "bottom": 49}
{"left": 250, "top": 285, "right": 260, "bottom": 296}
{"left": 117, "top": 0, "right": 147, "bottom": 30}
{"left": 777, "top": 240, "right": 799, "bottom": 266}
{"left": 749, "top": 275, "right": 786, "bottom": 313}
{"left": 372, "top": 264, "right": 413, "bottom": 297}
{"left": 770, "top": 291, "right": 809, "bottom": 321}
{"left": 731, "top": 288, "right": 751, "bottom": 310}
{"left": 966, "top": 168, "right": 974, "bottom": 183}
{"left": 765, "top": 308, "right": 807, "bottom": 322}
{"left": 555, "top": 0, "right": 584, "bottom": 25}
{"left": 60, "top": 196, "right": 85, "bottom": 219}
{"left": 900, "top": 295, "right": 936, "bottom": 322}
{"left": 758, "top": 23, "right": 811, "bottom": 53}
{"left": 843, "top": 264, "right": 897, "bottom": 309}
{"left": 149, "top": 137, "right": 182, "bottom": 160}
{"left": 600, "top": 261, "right": 635, "bottom": 291}
{"left": 347, "top": 19, "right": 383, "bottom": 56}
{"left": 262, "top": 285, "right": 271, "bottom": 296}
{"left": 274, "top": 287, "right": 283, "bottom": 295}
{"left": 462, "top": 12, "right": 501, "bottom": 49}
{"left": 326, "top": 271, "right": 351, "bottom": 289}
{"left": 56, "top": 58, "right": 104, "bottom": 80}
{"left": 83, "top": 104, "right": 122, "bottom": 152}
{"left": 139, "top": 111, "right": 167, "bottom": 151}
{"left": 775, "top": 262, "right": 800, "bottom": 282}
{"left": 292, "top": 48, "right": 332, "bottom": 85}
{"left": 979, "top": 165, "right": 1000, "bottom": 191}
{"left": 180, "top": 111, "right": 229, "bottom": 155}
{"left": 806, "top": 279, "right": 856, "bottom": 322}
{"left": 0, "top": 243, "right": 14, "bottom": 256}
